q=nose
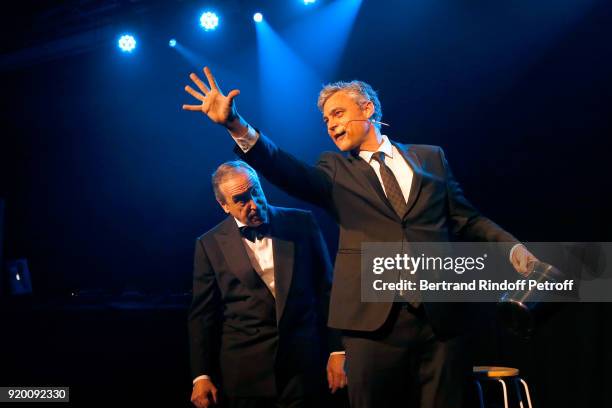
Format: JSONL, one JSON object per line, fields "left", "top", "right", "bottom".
{"left": 328, "top": 121, "right": 338, "bottom": 135}
{"left": 248, "top": 198, "right": 258, "bottom": 211}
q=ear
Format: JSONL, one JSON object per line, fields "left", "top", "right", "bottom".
{"left": 217, "top": 199, "right": 230, "bottom": 214}
{"left": 362, "top": 100, "right": 375, "bottom": 120}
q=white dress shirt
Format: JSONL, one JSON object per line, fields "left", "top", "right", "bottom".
{"left": 234, "top": 218, "right": 276, "bottom": 297}
{"left": 358, "top": 134, "right": 413, "bottom": 203}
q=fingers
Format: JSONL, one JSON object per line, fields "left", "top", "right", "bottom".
{"left": 183, "top": 104, "right": 202, "bottom": 111}
{"left": 190, "top": 73, "right": 211, "bottom": 95}
{"left": 327, "top": 369, "right": 347, "bottom": 394}
{"left": 337, "top": 371, "right": 347, "bottom": 389}
{"left": 519, "top": 254, "right": 528, "bottom": 273}
{"left": 227, "top": 89, "right": 241, "bottom": 104}
{"left": 211, "top": 387, "right": 218, "bottom": 404}
{"left": 327, "top": 369, "right": 334, "bottom": 391}
{"left": 511, "top": 246, "right": 529, "bottom": 276}
{"left": 191, "top": 394, "right": 209, "bottom": 408}
{"left": 203, "top": 66, "right": 220, "bottom": 92}
{"left": 327, "top": 367, "right": 337, "bottom": 393}
{"left": 185, "top": 85, "right": 206, "bottom": 102}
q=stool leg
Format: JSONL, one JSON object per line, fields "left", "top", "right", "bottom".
{"left": 496, "top": 379, "right": 509, "bottom": 408}
{"left": 513, "top": 378, "right": 525, "bottom": 408}
{"left": 519, "top": 378, "right": 533, "bottom": 408}
{"left": 474, "top": 379, "right": 485, "bottom": 408}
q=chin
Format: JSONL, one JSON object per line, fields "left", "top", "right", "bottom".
{"left": 336, "top": 139, "right": 355, "bottom": 152}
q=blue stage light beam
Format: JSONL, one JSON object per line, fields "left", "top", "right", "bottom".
{"left": 200, "top": 11, "right": 219, "bottom": 31}
{"left": 284, "top": 0, "right": 363, "bottom": 78}
{"left": 253, "top": 13, "right": 263, "bottom": 23}
{"left": 169, "top": 39, "right": 177, "bottom": 48}
{"left": 255, "top": 19, "right": 325, "bottom": 149}
{"left": 172, "top": 43, "right": 209, "bottom": 69}
{"left": 304, "top": 0, "right": 316, "bottom": 5}
{"left": 117, "top": 34, "right": 137, "bottom": 53}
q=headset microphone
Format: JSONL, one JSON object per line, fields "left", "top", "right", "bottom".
{"left": 343, "top": 118, "right": 390, "bottom": 127}
{"left": 333, "top": 118, "right": 391, "bottom": 138}
{"left": 372, "top": 120, "right": 390, "bottom": 127}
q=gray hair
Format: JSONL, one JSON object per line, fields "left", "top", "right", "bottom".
{"left": 317, "top": 80, "right": 383, "bottom": 129}
{"left": 211, "top": 160, "right": 259, "bottom": 203}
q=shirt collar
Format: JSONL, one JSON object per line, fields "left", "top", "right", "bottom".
{"left": 358, "top": 135, "right": 394, "bottom": 162}
{"left": 234, "top": 217, "right": 246, "bottom": 228}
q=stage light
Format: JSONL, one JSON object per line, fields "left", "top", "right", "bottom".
{"left": 200, "top": 11, "right": 219, "bottom": 31}
{"left": 304, "top": 0, "right": 316, "bottom": 5}
{"left": 253, "top": 13, "right": 263, "bottom": 23}
{"left": 118, "top": 34, "right": 137, "bottom": 53}
{"left": 169, "top": 39, "right": 177, "bottom": 47}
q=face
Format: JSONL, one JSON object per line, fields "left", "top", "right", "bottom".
{"left": 218, "top": 171, "right": 268, "bottom": 227}
{"left": 323, "top": 91, "right": 375, "bottom": 151}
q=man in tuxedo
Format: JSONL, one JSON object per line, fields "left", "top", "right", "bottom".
{"left": 189, "top": 161, "right": 346, "bottom": 408}
{"left": 183, "top": 67, "right": 538, "bottom": 408}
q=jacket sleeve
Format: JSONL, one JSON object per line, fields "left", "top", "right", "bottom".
{"left": 188, "top": 238, "right": 223, "bottom": 380}
{"left": 235, "top": 133, "right": 337, "bottom": 214}
{"left": 440, "top": 147, "right": 519, "bottom": 254}
{"left": 307, "top": 212, "right": 343, "bottom": 353}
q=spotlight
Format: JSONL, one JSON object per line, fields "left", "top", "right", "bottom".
{"left": 253, "top": 13, "right": 263, "bottom": 23}
{"left": 169, "top": 39, "right": 177, "bottom": 47}
{"left": 118, "top": 34, "right": 137, "bottom": 53}
{"left": 304, "top": 0, "right": 316, "bottom": 5}
{"left": 200, "top": 11, "right": 219, "bottom": 31}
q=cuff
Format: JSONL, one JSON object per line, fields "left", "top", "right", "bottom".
{"left": 229, "top": 124, "right": 259, "bottom": 152}
{"left": 330, "top": 351, "right": 346, "bottom": 356}
{"left": 193, "top": 375, "right": 211, "bottom": 385}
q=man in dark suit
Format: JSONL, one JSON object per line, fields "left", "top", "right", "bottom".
{"left": 183, "top": 67, "right": 538, "bottom": 408}
{"left": 189, "top": 161, "right": 346, "bottom": 408}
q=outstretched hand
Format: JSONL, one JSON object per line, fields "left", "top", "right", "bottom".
{"left": 183, "top": 66, "right": 241, "bottom": 127}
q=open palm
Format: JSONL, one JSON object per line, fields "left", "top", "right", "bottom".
{"left": 183, "top": 66, "right": 240, "bottom": 126}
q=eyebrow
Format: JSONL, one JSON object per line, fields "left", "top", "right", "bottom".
{"left": 323, "top": 107, "right": 344, "bottom": 123}
{"left": 232, "top": 186, "right": 254, "bottom": 202}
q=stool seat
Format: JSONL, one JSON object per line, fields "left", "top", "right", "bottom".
{"left": 473, "top": 366, "right": 532, "bottom": 408}
{"left": 473, "top": 366, "right": 520, "bottom": 378}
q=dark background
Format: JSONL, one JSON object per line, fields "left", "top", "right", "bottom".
{"left": 1, "top": 0, "right": 611, "bottom": 406}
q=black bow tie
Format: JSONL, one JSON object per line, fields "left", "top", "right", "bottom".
{"left": 239, "top": 224, "right": 270, "bottom": 242}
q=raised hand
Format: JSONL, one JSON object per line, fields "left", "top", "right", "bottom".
{"left": 183, "top": 66, "right": 241, "bottom": 127}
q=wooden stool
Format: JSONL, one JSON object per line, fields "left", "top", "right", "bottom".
{"left": 473, "top": 366, "right": 533, "bottom": 408}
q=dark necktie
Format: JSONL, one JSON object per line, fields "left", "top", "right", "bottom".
{"left": 371, "top": 151, "right": 408, "bottom": 218}
{"left": 239, "top": 224, "right": 270, "bottom": 242}
{"left": 371, "top": 152, "right": 420, "bottom": 306}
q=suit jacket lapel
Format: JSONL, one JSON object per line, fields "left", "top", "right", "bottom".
{"left": 269, "top": 207, "right": 294, "bottom": 323}
{"left": 393, "top": 142, "right": 423, "bottom": 219}
{"left": 214, "top": 216, "right": 276, "bottom": 308}
{"left": 349, "top": 153, "right": 399, "bottom": 220}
